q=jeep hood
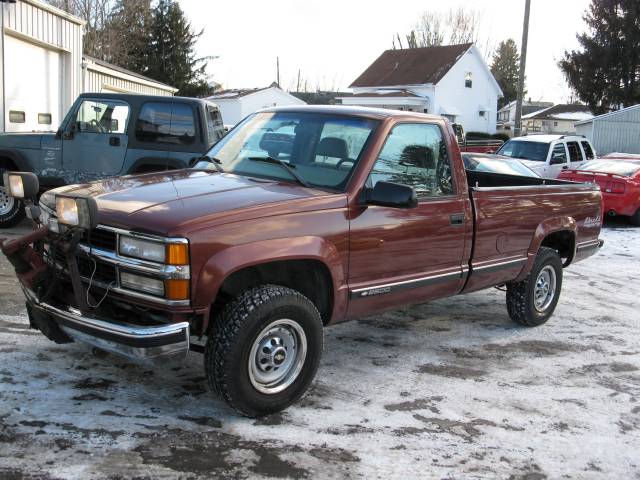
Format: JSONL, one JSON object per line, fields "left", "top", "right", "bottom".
{"left": 0, "top": 132, "right": 55, "bottom": 150}
{"left": 46, "top": 170, "right": 339, "bottom": 235}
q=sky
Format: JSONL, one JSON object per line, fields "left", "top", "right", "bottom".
{"left": 179, "top": 0, "right": 592, "bottom": 104}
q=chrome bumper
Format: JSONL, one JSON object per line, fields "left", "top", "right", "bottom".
{"left": 22, "top": 287, "right": 189, "bottom": 360}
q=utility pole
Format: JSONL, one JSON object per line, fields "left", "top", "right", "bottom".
{"left": 276, "top": 57, "right": 280, "bottom": 86}
{"left": 514, "top": 0, "right": 531, "bottom": 137}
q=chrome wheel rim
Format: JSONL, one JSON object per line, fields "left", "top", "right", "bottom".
{"left": 534, "top": 265, "right": 556, "bottom": 312}
{"left": 0, "top": 186, "right": 15, "bottom": 216}
{"left": 248, "top": 319, "right": 307, "bottom": 395}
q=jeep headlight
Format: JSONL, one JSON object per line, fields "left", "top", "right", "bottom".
{"left": 119, "top": 236, "right": 189, "bottom": 265}
{"left": 55, "top": 195, "right": 98, "bottom": 229}
{"left": 3, "top": 172, "right": 39, "bottom": 199}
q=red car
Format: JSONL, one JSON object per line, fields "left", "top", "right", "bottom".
{"left": 559, "top": 159, "right": 640, "bottom": 225}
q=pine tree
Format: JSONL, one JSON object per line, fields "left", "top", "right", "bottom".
{"left": 559, "top": 0, "right": 640, "bottom": 114}
{"left": 491, "top": 39, "right": 521, "bottom": 108}
{"left": 145, "top": 0, "right": 210, "bottom": 96}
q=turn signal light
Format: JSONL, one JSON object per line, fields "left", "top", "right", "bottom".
{"left": 166, "top": 243, "right": 189, "bottom": 265}
{"left": 165, "top": 279, "right": 189, "bottom": 300}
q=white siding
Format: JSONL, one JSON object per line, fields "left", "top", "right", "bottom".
{"left": 210, "top": 88, "right": 306, "bottom": 126}
{"left": 85, "top": 67, "right": 175, "bottom": 97}
{"left": 581, "top": 106, "right": 640, "bottom": 155}
{"left": 1, "top": 0, "right": 83, "bottom": 132}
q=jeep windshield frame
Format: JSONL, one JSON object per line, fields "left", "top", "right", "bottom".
{"left": 205, "top": 111, "right": 380, "bottom": 191}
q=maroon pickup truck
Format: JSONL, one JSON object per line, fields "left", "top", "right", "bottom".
{"left": 1, "top": 106, "right": 603, "bottom": 417}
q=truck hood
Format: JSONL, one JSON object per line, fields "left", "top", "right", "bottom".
{"left": 46, "top": 170, "right": 338, "bottom": 235}
{"left": 0, "top": 132, "right": 55, "bottom": 150}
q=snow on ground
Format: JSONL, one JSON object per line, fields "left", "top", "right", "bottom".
{"left": 1, "top": 221, "right": 639, "bottom": 479}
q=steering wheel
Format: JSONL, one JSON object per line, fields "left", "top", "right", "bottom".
{"left": 336, "top": 158, "right": 354, "bottom": 170}
{"left": 89, "top": 119, "right": 105, "bottom": 133}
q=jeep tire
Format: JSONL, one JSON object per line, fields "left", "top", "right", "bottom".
{"left": 205, "top": 284, "right": 323, "bottom": 417}
{"left": 506, "top": 247, "right": 563, "bottom": 327}
{"left": 0, "top": 171, "right": 25, "bottom": 228}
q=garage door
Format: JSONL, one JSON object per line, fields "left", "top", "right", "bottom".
{"left": 4, "top": 35, "right": 63, "bottom": 133}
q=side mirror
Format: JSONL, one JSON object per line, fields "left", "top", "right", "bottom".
{"left": 365, "top": 181, "right": 418, "bottom": 209}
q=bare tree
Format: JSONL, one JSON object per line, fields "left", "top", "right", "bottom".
{"left": 48, "top": 0, "right": 113, "bottom": 58}
{"left": 397, "top": 8, "right": 481, "bottom": 49}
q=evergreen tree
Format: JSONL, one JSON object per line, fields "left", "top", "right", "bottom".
{"left": 559, "top": 0, "right": 640, "bottom": 114}
{"left": 491, "top": 39, "right": 521, "bottom": 108}
{"left": 145, "top": 0, "right": 211, "bottom": 97}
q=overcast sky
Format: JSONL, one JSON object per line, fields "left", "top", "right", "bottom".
{"left": 179, "top": 0, "right": 591, "bottom": 103}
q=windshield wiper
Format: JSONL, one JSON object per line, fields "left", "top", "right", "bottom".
{"left": 247, "top": 156, "right": 311, "bottom": 188}
{"left": 191, "top": 155, "right": 224, "bottom": 173}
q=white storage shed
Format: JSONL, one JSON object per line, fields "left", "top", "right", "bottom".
{"left": 1, "top": 0, "right": 176, "bottom": 133}
{"left": 575, "top": 104, "right": 640, "bottom": 155}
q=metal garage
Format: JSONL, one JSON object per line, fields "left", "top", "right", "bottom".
{"left": 1, "top": 0, "right": 176, "bottom": 134}
{"left": 575, "top": 104, "right": 640, "bottom": 155}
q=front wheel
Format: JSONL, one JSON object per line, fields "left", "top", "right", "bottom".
{"left": 205, "top": 285, "right": 323, "bottom": 417}
{"left": 506, "top": 247, "right": 563, "bottom": 327}
{"left": 0, "top": 175, "right": 25, "bottom": 228}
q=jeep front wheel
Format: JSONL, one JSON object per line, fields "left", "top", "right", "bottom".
{"left": 0, "top": 177, "right": 25, "bottom": 228}
{"left": 205, "top": 285, "right": 323, "bottom": 417}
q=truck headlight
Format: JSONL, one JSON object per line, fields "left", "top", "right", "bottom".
{"left": 119, "top": 236, "right": 189, "bottom": 265}
{"left": 55, "top": 195, "right": 98, "bottom": 230}
{"left": 3, "top": 172, "right": 39, "bottom": 199}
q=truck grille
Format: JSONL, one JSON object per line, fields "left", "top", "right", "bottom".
{"left": 54, "top": 249, "right": 118, "bottom": 286}
{"left": 81, "top": 228, "right": 118, "bottom": 251}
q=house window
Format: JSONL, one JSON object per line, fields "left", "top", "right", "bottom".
{"left": 9, "top": 111, "right": 25, "bottom": 123}
{"left": 554, "top": 121, "right": 558, "bottom": 127}
{"left": 542, "top": 120, "right": 548, "bottom": 126}
{"left": 465, "top": 72, "right": 472, "bottom": 88}
{"left": 479, "top": 110, "right": 486, "bottom": 117}
{"left": 38, "top": 113, "right": 52, "bottom": 125}
{"left": 423, "top": 109, "right": 429, "bottom": 114}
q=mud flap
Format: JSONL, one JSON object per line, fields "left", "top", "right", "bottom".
{"left": 26, "top": 302, "right": 73, "bottom": 344}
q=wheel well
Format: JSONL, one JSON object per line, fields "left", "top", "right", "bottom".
{"left": 213, "top": 260, "right": 334, "bottom": 327}
{"left": 540, "top": 230, "right": 575, "bottom": 264}
{"left": 0, "top": 157, "right": 18, "bottom": 171}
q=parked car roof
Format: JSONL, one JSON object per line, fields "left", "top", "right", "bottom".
{"left": 258, "top": 104, "right": 445, "bottom": 121}
{"left": 511, "top": 134, "right": 587, "bottom": 143}
{"left": 462, "top": 153, "right": 540, "bottom": 177}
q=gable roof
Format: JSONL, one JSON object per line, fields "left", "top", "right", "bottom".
{"left": 350, "top": 43, "right": 473, "bottom": 88}
{"left": 523, "top": 104, "right": 593, "bottom": 121}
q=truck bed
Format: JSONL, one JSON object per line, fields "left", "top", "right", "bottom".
{"left": 464, "top": 170, "right": 602, "bottom": 293}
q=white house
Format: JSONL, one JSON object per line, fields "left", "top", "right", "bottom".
{"left": 520, "top": 104, "right": 593, "bottom": 135}
{"left": 206, "top": 83, "right": 307, "bottom": 126}
{"left": 496, "top": 100, "right": 553, "bottom": 133}
{"left": 338, "top": 43, "right": 503, "bottom": 133}
{"left": 575, "top": 104, "right": 640, "bottom": 155}
{"left": 1, "top": 0, "right": 176, "bottom": 133}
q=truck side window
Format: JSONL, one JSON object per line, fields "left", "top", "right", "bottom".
{"left": 136, "top": 102, "right": 196, "bottom": 145}
{"left": 581, "top": 141, "right": 594, "bottom": 160}
{"left": 566, "top": 141, "right": 583, "bottom": 162}
{"left": 368, "top": 123, "right": 454, "bottom": 197}
{"left": 550, "top": 144, "right": 567, "bottom": 165}
{"left": 75, "top": 100, "right": 129, "bottom": 134}
{"left": 206, "top": 105, "right": 225, "bottom": 144}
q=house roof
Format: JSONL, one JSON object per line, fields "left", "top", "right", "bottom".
{"left": 523, "top": 104, "right": 593, "bottom": 121}
{"left": 575, "top": 103, "right": 640, "bottom": 125}
{"left": 497, "top": 100, "right": 553, "bottom": 113}
{"left": 84, "top": 55, "right": 176, "bottom": 91}
{"left": 350, "top": 43, "right": 473, "bottom": 88}
{"left": 208, "top": 82, "right": 282, "bottom": 100}
{"left": 350, "top": 90, "right": 422, "bottom": 98}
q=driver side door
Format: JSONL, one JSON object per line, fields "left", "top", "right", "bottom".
{"left": 62, "top": 99, "right": 130, "bottom": 182}
{"left": 547, "top": 142, "right": 569, "bottom": 178}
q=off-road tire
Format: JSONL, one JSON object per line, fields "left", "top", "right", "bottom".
{"left": 630, "top": 208, "right": 640, "bottom": 227}
{"left": 506, "top": 247, "right": 563, "bottom": 327}
{"left": 205, "top": 284, "right": 323, "bottom": 417}
{"left": 0, "top": 171, "right": 25, "bottom": 228}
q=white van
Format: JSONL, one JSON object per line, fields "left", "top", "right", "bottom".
{"left": 495, "top": 135, "right": 596, "bottom": 178}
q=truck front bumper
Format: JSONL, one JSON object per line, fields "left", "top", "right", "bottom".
{"left": 23, "top": 286, "right": 190, "bottom": 360}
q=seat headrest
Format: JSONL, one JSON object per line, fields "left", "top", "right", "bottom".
{"left": 317, "top": 137, "right": 349, "bottom": 159}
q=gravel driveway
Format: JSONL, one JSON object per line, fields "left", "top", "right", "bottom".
{"left": 1, "top": 222, "right": 638, "bottom": 479}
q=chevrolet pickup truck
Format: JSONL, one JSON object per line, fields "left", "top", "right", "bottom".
{"left": 0, "top": 93, "right": 225, "bottom": 227}
{"left": 1, "top": 106, "right": 604, "bottom": 417}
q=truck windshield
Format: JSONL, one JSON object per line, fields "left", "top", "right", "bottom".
{"left": 206, "top": 112, "right": 379, "bottom": 191}
{"left": 496, "top": 140, "right": 550, "bottom": 162}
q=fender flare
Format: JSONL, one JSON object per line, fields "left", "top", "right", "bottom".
{"left": 514, "top": 216, "right": 577, "bottom": 282}
{"left": 194, "top": 236, "right": 347, "bottom": 331}
{"left": 0, "top": 149, "right": 29, "bottom": 172}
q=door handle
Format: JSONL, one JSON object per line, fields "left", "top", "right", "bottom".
{"left": 109, "top": 137, "right": 120, "bottom": 147}
{"left": 450, "top": 213, "right": 465, "bottom": 226}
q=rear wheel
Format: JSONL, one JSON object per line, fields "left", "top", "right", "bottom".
{"left": 0, "top": 172, "right": 25, "bottom": 228}
{"left": 630, "top": 208, "right": 640, "bottom": 227}
{"left": 506, "top": 247, "right": 563, "bottom": 327}
{"left": 205, "top": 285, "right": 323, "bottom": 417}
